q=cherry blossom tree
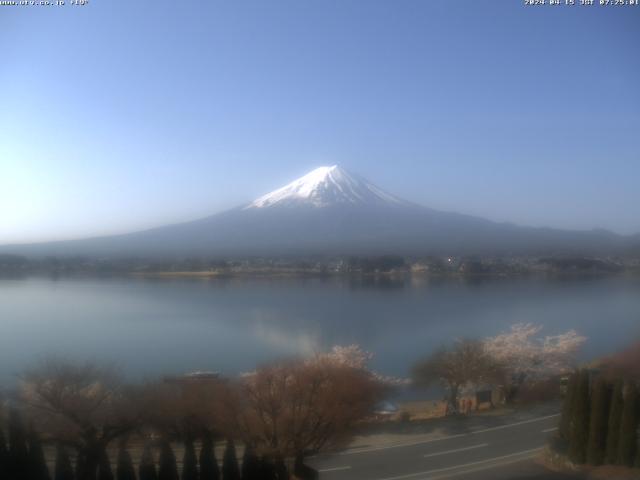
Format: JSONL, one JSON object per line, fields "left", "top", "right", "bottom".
{"left": 309, "top": 345, "right": 372, "bottom": 369}
{"left": 309, "top": 345, "right": 409, "bottom": 387}
{"left": 483, "top": 323, "right": 586, "bottom": 402}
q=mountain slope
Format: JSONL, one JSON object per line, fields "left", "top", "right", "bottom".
{"left": 1, "top": 166, "right": 636, "bottom": 258}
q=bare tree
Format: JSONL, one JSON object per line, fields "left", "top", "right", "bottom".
{"left": 226, "top": 355, "right": 383, "bottom": 464}
{"left": 140, "top": 378, "right": 224, "bottom": 441}
{"left": 412, "top": 340, "right": 503, "bottom": 414}
{"left": 20, "top": 358, "right": 145, "bottom": 480}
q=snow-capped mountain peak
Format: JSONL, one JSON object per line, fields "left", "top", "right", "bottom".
{"left": 245, "top": 165, "right": 407, "bottom": 209}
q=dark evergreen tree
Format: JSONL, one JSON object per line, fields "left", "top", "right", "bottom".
{"left": 8, "top": 408, "right": 30, "bottom": 480}
{"left": 586, "top": 377, "right": 610, "bottom": 465}
{"left": 53, "top": 445, "right": 74, "bottom": 480}
{"left": 240, "top": 446, "right": 260, "bottom": 480}
{"left": 605, "top": 378, "right": 624, "bottom": 464}
{"left": 182, "top": 440, "right": 198, "bottom": 480}
{"left": 198, "top": 435, "right": 219, "bottom": 480}
{"left": 27, "top": 429, "right": 51, "bottom": 480}
{"left": 558, "top": 372, "right": 577, "bottom": 442}
{"left": 115, "top": 446, "right": 136, "bottom": 480}
{"left": 617, "top": 383, "right": 639, "bottom": 467}
{"left": 75, "top": 452, "right": 86, "bottom": 480}
{"left": 139, "top": 444, "right": 158, "bottom": 480}
{"left": 221, "top": 441, "right": 240, "bottom": 480}
{"left": 273, "top": 456, "right": 287, "bottom": 480}
{"left": 1, "top": 428, "right": 9, "bottom": 480}
{"left": 568, "top": 369, "right": 590, "bottom": 464}
{"left": 257, "top": 456, "right": 275, "bottom": 480}
{"left": 97, "top": 448, "right": 114, "bottom": 480}
{"left": 157, "top": 441, "right": 179, "bottom": 480}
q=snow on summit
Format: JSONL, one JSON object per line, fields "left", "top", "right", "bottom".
{"left": 245, "top": 165, "right": 407, "bottom": 209}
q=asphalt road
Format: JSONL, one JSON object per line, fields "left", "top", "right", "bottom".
{"left": 309, "top": 411, "right": 563, "bottom": 480}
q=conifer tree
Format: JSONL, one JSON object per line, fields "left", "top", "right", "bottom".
{"left": 617, "top": 382, "right": 639, "bottom": 467}
{"left": 158, "top": 441, "right": 179, "bottom": 480}
{"left": 97, "top": 448, "right": 114, "bottom": 480}
{"left": 199, "top": 434, "right": 219, "bottom": 480}
{"left": 27, "top": 429, "right": 51, "bottom": 480}
{"left": 1, "top": 428, "right": 9, "bottom": 480}
{"left": 586, "top": 377, "right": 610, "bottom": 465}
{"left": 139, "top": 444, "right": 158, "bottom": 480}
{"left": 559, "top": 372, "right": 577, "bottom": 442}
{"left": 605, "top": 378, "right": 624, "bottom": 464}
{"left": 8, "top": 408, "right": 30, "bottom": 480}
{"left": 221, "top": 441, "right": 240, "bottom": 480}
{"left": 258, "top": 456, "right": 275, "bottom": 480}
{"left": 53, "top": 445, "right": 74, "bottom": 480}
{"left": 182, "top": 439, "right": 198, "bottom": 480}
{"left": 273, "top": 456, "right": 287, "bottom": 480}
{"left": 116, "top": 446, "right": 136, "bottom": 480}
{"left": 568, "top": 369, "right": 590, "bottom": 464}
{"left": 240, "top": 446, "right": 260, "bottom": 480}
{"left": 75, "top": 452, "right": 86, "bottom": 480}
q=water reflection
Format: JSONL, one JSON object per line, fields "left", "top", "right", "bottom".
{"left": 0, "top": 274, "right": 639, "bottom": 385}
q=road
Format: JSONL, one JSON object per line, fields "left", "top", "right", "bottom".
{"left": 309, "top": 410, "right": 565, "bottom": 480}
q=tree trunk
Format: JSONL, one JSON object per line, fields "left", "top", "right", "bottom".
{"left": 446, "top": 384, "right": 459, "bottom": 415}
{"left": 293, "top": 453, "right": 318, "bottom": 480}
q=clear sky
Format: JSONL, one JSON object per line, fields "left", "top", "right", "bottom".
{"left": 1, "top": 0, "right": 638, "bottom": 244}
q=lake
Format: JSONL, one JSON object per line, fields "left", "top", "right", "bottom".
{"left": 1, "top": 274, "right": 639, "bottom": 386}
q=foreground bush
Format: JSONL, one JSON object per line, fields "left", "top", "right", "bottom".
{"left": 557, "top": 371, "right": 640, "bottom": 469}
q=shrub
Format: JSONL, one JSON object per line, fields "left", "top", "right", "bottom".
{"left": 54, "top": 445, "right": 74, "bottom": 480}
{"left": 559, "top": 372, "right": 577, "bottom": 442}
{"left": 222, "top": 441, "right": 240, "bottom": 480}
{"left": 158, "top": 441, "right": 179, "bottom": 480}
{"left": 139, "top": 444, "right": 158, "bottom": 480}
{"left": 586, "top": 377, "right": 610, "bottom": 465}
{"left": 568, "top": 369, "right": 589, "bottom": 464}
{"left": 97, "top": 449, "right": 114, "bottom": 480}
{"left": 116, "top": 446, "right": 136, "bottom": 480}
{"left": 240, "top": 446, "right": 260, "bottom": 480}
{"left": 605, "top": 379, "right": 624, "bottom": 464}
{"left": 8, "top": 408, "right": 29, "bottom": 480}
{"left": 617, "top": 383, "right": 639, "bottom": 467}
{"left": 199, "top": 435, "right": 219, "bottom": 480}
{"left": 182, "top": 439, "right": 198, "bottom": 480}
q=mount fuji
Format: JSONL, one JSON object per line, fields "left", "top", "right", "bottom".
{"left": 244, "top": 165, "right": 408, "bottom": 209}
{"left": 2, "top": 166, "right": 636, "bottom": 258}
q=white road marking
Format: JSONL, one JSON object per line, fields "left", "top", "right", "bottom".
{"left": 425, "top": 448, "right": 544, "bottom": 479}
{"left": 375, "top": 447, "right": 543, "bottom": 480}
{"left": 542, "top": 427, "right": 558, "bottom": 433}
{"left": 423, "top": 443, "right": 488, "bottom": 459}
{"left": 471, "top": 414, "right": 560, "bottom": 435}
{"left": 336, "top": 413, "right": 559, "bottom": 456}
{"left": 337, "top": 434, "right": 467, "bottom": 456}
{"left": 318, "top": 466, "right": 352, "bottom": 473}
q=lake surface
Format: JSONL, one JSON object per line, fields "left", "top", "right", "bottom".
{"left": 1, "top": 274, "right": 639, "bottom": 385}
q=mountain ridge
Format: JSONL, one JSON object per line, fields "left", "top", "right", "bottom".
{"left": 1, "top": 166, "right": 638, "bottom": 258}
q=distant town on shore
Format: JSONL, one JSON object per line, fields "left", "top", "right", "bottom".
{"left": 1, "top": 253, "right": 639, "bottom": 278}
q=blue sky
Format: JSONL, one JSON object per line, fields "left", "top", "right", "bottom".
{"left": 1, "top": 0, "right": 639, "bottom": 243}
